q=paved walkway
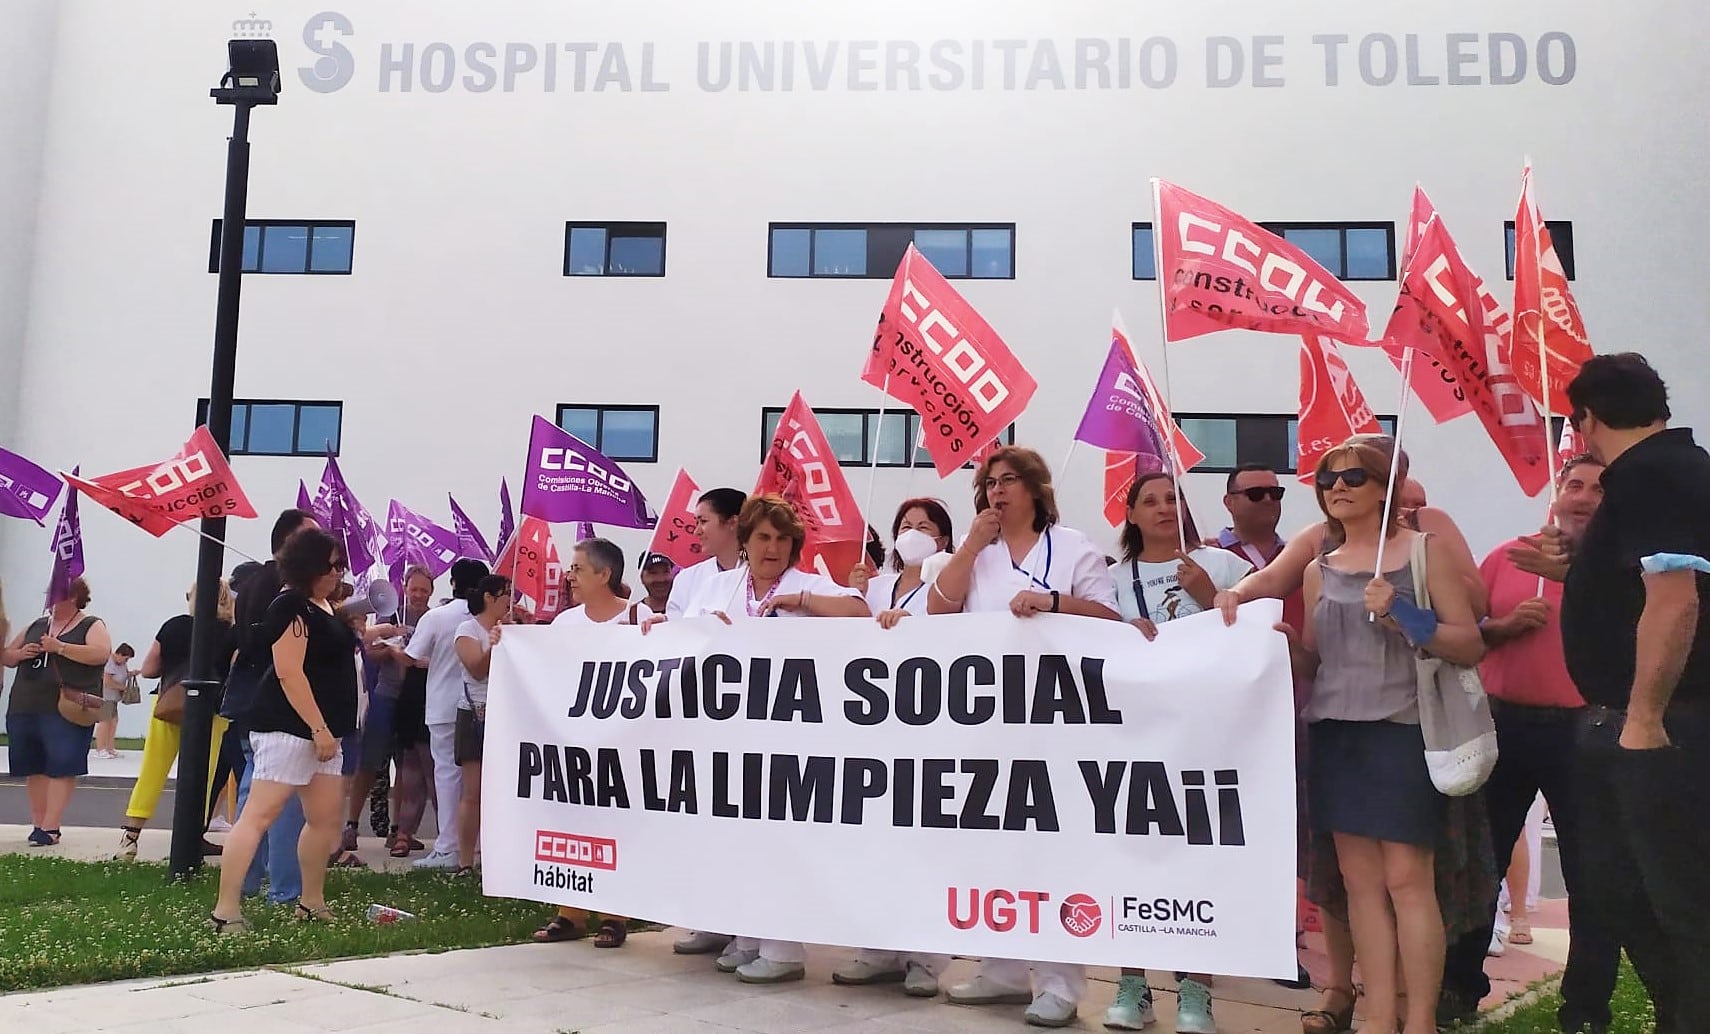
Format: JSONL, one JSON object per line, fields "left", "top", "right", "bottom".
{"left": 2, "top": 819, "right": 1569, "bottom": 1032}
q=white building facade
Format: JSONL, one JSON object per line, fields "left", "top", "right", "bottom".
{"left": 2, "top": 1, "right": 1705, "bottom": 734}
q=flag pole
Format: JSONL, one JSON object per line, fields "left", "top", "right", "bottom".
{"left": 1524, "top": 159, "right": 1558, "bottom": 597}
{"left": 863, "top": 376, "right": 891, "bottom": 534}
{"left": 1371, "top": 348, "right": 1415, "bottom": 618}
{"left": 1148, "top": 179, "right": 1190, "bottom": 554}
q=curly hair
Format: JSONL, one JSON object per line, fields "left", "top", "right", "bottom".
{"left": 738, "top": 494, "right": 806, "bottom": 567}
{"left": 972, "top": 446, "right": 1058, "bottom": 532}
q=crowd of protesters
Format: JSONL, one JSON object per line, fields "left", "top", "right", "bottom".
{"left": 3, "top": 353, "right": 1704, "bottom": 1033}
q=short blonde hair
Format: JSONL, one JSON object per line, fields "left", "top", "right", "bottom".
{"left": 187, "top": 578, "right": 236, "bottom": 624}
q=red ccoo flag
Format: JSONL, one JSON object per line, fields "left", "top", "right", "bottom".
{"left": 1296, "top": 335, "right": 1383, "bottom": 483}
{"left": 496, "top": 515, "right": 557, "bottom": 615}
{"left": 1389, "top": 215, "right": 1551, "bottom": 497}
{"left": 864, "top": 245, "right": 1037, "bottom": 478}
{"left": 64, "top": 425, "right": 256, "bottom": 537}
{"left": 756, "top": 392, "right": 866, "bottom": 583}
{"left": 1154, "top": 179, "right": 1369, "bottom": 344}
{"left": 1513, "top": 165, "right": 1593, "bottom": 417}
{"left": 644, "top": 468, "right": 703, "bottom": 570}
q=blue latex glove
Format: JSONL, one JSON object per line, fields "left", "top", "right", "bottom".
{"left": 1640, "top": 553, "right": 1710, "bottom": 574}
{"left": 1387, "top": 596, "right": 1439, "bottom": 649}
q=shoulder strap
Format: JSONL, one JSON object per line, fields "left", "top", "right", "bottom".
{"left": 1409, "top": 532, "right": 1431, "bottom": 609}
{"left": 627, "top": 602, "right": 640, "bottom": 624}
{"left": 1128, "top": 560, "right": 1148, "bottom": 618}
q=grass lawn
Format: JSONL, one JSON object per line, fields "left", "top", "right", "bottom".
{"left": 1476, "top": 958, "right": 1655, "bottom": 1033}
{"left": 0, "top": 854, "right": 560, "bottom": 992}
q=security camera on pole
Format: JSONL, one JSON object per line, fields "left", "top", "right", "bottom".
{"left": 169, "top": 38, "right": 281, "bottom": 880}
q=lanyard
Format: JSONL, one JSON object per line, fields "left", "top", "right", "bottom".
{"left": 744, "top": 571, "right": 780, "bottom": 617}
{"left": 892, "top": 579, "right": 926, "bottom": 612}
{"left": 1129, "top": 559, "right": 1150, "bottom": 619}
{"left": 1012, "top": 528, "right": 1053, "bottom": 591}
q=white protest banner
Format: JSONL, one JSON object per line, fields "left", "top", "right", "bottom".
{"left": 483, "top": 602, "right": 1296, "bottom": 978}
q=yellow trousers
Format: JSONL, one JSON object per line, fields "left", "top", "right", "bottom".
{"left": 124, "top": 699, "right": 228, "bottom": 823}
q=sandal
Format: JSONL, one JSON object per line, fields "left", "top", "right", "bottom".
{"left": 209, "top": 913, "right": 251, "bottom": 935}
{"left": 1301, "top": 985, "right": 1356, "bottom": 1034}
{"left": 328, "top": 850, "right": 369, "bottom": 868}
{"left": 294, "top": 903, "right": 336, "bottom": 922}
{"left": 389, "top": 834, "right": 412, "bottom": 858}
{"left": 532, "top": 915, "right": 586, "bottom": 943}
{"left": 28, "top": 828, "right": 61, "bottom": 847}
{"left": 594, "top": 919, "right": 628, "bottom": 949}
{"left": 1509, "top": 912, "right": 1534, "bottom": 945}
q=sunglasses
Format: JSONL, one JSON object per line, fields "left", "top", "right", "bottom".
{"left": 1315, "top": 467, "right": 1372, "bottom": 491}
{"left": 1234, "top": 486, "right": 1286, "bottom": 502}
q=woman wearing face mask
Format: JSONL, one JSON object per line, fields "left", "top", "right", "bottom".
{"left": 865, "top": 498, "right": 954, "bottom": 630}
{"left": 1104, "top": 473, "right": 1252, "bottom": 1032}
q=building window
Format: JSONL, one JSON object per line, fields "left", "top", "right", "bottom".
{"left": 767, "top": 223, "right": 1014, "bottom": 279}
{"left": 1132, "top": 223, "right": 1156, "bottom": 280}
{"left": 1504, "top": 220, "right": 1575, "bottom": 280}
{"left": 760, "top": 407, "right": 1015, "bottom": 468}
{"left": 1173, "top": 413, "right": 1398, "bottom": 475}
{"left": 1256, "top": 222, "right": 1395, "bottom": 281}
{"left": 563, "top": 222, "right": 667, "bottom": 277}
{"left": 208, "top": 220, "right": 355, "bottom": 274}
{"left": 195, "top": 399, "right": 343, "bottom": 456}
{"left": 555, "top": 405, "right": 660, "bottom": 462}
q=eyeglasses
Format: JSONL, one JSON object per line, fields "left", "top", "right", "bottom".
{"left": 1234, "top": 486, "right": 1286, "bottom": 503}
{"left": 1314, "top": 467, "right": 1371, "bottom": 491}
{"left": 982, "top": 473, "right": 1024, "bottom": 491}
{"left": 330, "top": 558, "right": 348, "bottom": 572}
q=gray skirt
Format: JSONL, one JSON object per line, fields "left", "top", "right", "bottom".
{"left": 1307, "top": 719, "right": 1443, "bottom": 847}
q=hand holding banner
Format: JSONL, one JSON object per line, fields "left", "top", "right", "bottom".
{"left": 63, "top": 426, "right": 257, "bottom": 537}
{"left": 1155, "top": 180, "right": 1369, "bottom": 344}
{"left": 644, "top": 468, "right": 703, "bottom": 570}
{"left": 864, "top": 245, "right": 1037, "bottom": 477}
{"left": 521, "top": 417, "right": 656, "bottom": 529}
{"left": 0, "top": 448, "right": 63, "bottom": 526}
{"left": 1296, "top": 336, "right": 1383, "bottom": 482}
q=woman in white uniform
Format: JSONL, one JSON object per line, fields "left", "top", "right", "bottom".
{"left": 831, "top": 497, "right": 955, "bottom": 995}
{"left": 683, "top": 494, "right": 871, "bottom": 984}
{"left": 1103, "top": 472, "right": 1252, "bottom": 1033}
{"left": 927, "top": 446, "right": 1119, "bottom": 1029}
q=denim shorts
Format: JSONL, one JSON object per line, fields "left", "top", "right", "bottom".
{"left": 6, "top": 711, "right": 95, "bottom": 778}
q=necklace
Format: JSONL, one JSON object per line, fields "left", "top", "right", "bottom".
{"left": 49, "top": 610, "right": 83, "bottom": 639}
{"left": 745, "top": 571, "right": 780, "bottom": 617}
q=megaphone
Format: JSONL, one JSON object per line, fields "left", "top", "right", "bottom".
{"left": 341, "top": 579, "right": 400, "bottom": 620}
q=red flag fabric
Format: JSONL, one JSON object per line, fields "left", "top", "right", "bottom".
{"left": 756, "top": 392, "right": 865, "bottom": 581}
{"left": 1390, "top": 217, "right": 1551, "bottom": 497}
{"left": 969, "top": 437, "right": 1006, "bottom": 468}
{"left": 1155, "top": 180, "right": 1369, "bottom": 344}
{"left": 1103, "top": 451, "right": 1138, "bottom": 529}
{"left": 863, "top": 245, "right": 1037, "bottom": 477}
{"left": 1557, "top": 419, "right": 1584, "bottom": 465}
{"left": 644, "top": 468, "right": 703, "bottom": 570}
{"left": 496, "top": 515, "right": 556, "bottom": 614}
{"left": 63, "top": 426, "right": 256, "bottom": 537}
{"left": 1513, "top": 166, "right": 1593, "bottom": 416}
{"left": 1381, "top": 188, "right": 1476, "bottom": 424}
{"left": 1296, "top": 335, "right": 1383, "bottom": 483}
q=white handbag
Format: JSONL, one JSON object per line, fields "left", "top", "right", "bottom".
{"left": 1409, "top": 533, "right": 1498, "bottom": 796}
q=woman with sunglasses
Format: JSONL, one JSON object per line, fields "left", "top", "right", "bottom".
{"left": 451, "top": 574, "right": 511, "bottom": 878}
{"left": 211, "top": 528, "right": 360, "bottom": 932}
{"left": 1285, "top": 442, "right": 1484, "bottom": 1034}
{"left": 1102, "top": 471, "right": 1252, "bottom": 1034}
{"left": 929, "top": 445, "right": 1117, "bottom": 1029}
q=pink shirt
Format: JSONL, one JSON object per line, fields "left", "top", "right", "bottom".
{"left": 1478, "top": 538, "right": 1587, "bottom": 708}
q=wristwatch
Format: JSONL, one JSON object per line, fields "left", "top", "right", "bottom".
{"left": 1049, "top": 591, "right": 1061, "bottom": 613}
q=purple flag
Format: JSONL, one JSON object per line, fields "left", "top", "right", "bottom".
{"left": 498, "top": 479, "right": 516, "bottom": 553}
{"left": 521, "top": 416, "right": 657, "bottom": 529}
{"left": 448, "top": 494, "right": 496, "bottom": 565}
{"left": 312, "top": 454, "right": 387, "bottom": 585}
{"left": 296, "top": 479, "right": 316, "bottom": 518}
{"left": 383, "top": 500, "right": 461, "bottom": 579}
{"left": 575, "top": 521, "right": 595, "bottom": 543}
{"left": 46, "top": 467, "right": 84, "bottom": 607}
{"left": 1072, "top": 333, "right": 1171, "bottom": 468}
{"left": 0, "top": 447, "right": 64, "bottom": 526}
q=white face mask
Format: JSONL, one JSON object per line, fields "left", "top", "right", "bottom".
{"left": 894, "top": 528, "right": 940, "bottom": 566}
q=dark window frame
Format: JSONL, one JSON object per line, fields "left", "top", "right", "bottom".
{"left": 766, "top": 222, "right": 1016, "bottom": 280}
{"left": 1503, "top": 219, "right": 1576, "bottom": 281}
{"left": 208, "top": 219, "right": 356, "bottom": 274}
{"left": 562, "top": 221, "right": 668, "bottom": 278}
{"left": 759, "top": 406, "right": 1015, "bottom": 469}
{"left": 1256, "top": 221, "right": 1397, "bottom": 281}
{"left": 1172, "top": 411, "right": 1399, "bottom": 476}
{"left": 554, "top": 404, "right": 661, "bottom": 463}
{"left": 194, "top": 398, "right": 344, "bottom": 456}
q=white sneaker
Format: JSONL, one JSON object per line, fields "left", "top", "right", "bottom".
{"left": 673, "top": 930, "right": 733, "bottom": 955}
{"left": 207, "top": 815, "right": 233, "bottom": 833}
{"left": 412, "top": 848, "right": 459, "bottom": 870}
{"left": 947, "top": 975, "right": 1035, "bottom": 1006}
{"left": 903, "top": 962, "right": 941, "bottom": 998}
{"left": 1488, "top": 927, "right": 1509, "bottom": 957}
{"left": 715, "top": 947, "right": 759, "bottom": 973}
{"left": 1024, "top": 991, "right": 1078, "bottom": 1027}
{"left": 1103, "top": 974, "right": 1157, "bottom": 1029}
{"left": 736, "top": 957, "right": 805, "bottom": 984}
{"left": 832, "top": 957, "right": 907, "bottom": 986}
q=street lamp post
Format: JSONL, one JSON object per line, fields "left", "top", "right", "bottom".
{"left": 169, "top": 40, "right": 280, "bottom": 879}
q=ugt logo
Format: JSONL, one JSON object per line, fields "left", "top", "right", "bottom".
{"left": 300, "top": 11, "right": 356, "bottom": 93}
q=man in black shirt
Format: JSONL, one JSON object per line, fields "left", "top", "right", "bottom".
{"left": 1542, "top": 354, "right": 1710, "bottom": 1034}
